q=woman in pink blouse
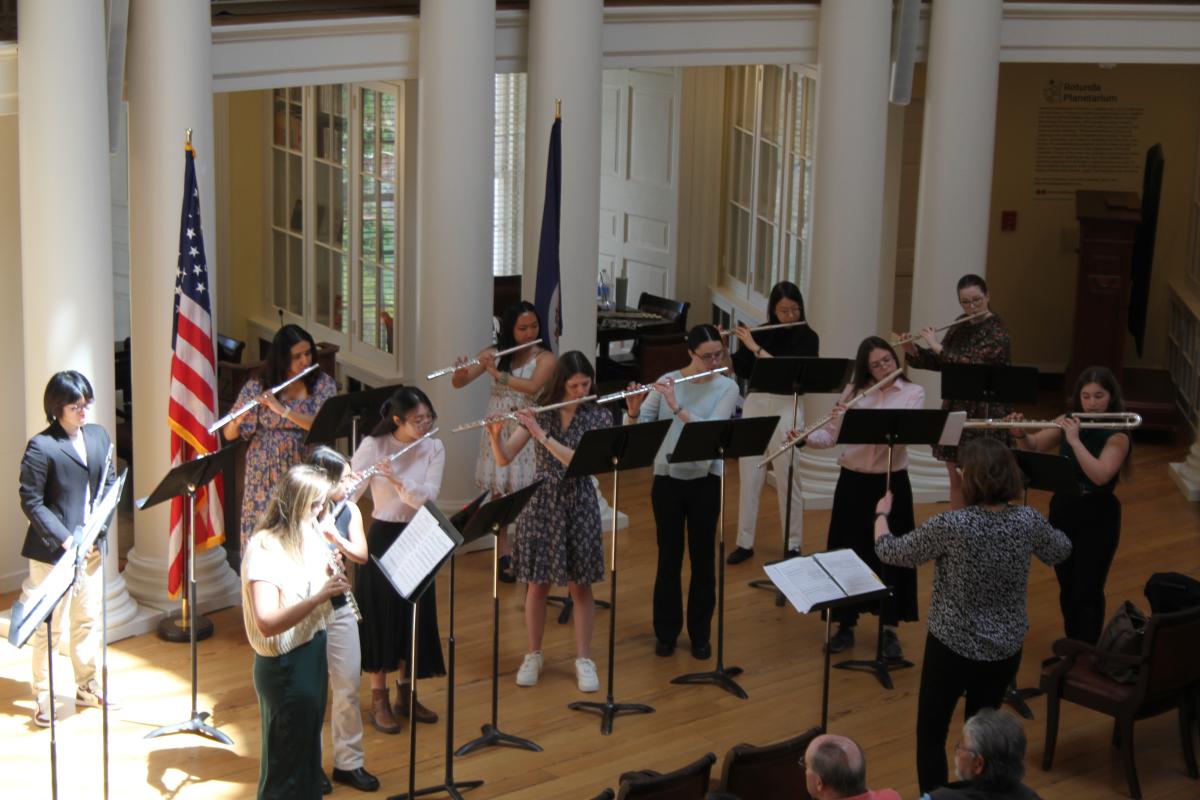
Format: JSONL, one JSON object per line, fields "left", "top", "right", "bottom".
{"left": 350, "top": 386, "right": 445, "bottom": 734}
{"left": 804, "top": 336, "right": 924, "bottom": 660}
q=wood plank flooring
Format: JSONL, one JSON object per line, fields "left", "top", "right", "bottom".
{"left": 2, "top": 433, "right": 1198, "bottom": 799}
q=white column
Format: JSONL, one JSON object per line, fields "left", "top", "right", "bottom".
{"left": 797, "top": 0, "right": 892, "bottom": 507}
{"left": 11, "top": 0, "right": 143, "bottom": 638}
{"left": 122, "top": 0, "right": 240, "bottom": 615}
{"left": 523, "top": 0, "right": 602, "bottom": 358}
{"left": 415, "top": 0, "right": 496, "bottom": 510}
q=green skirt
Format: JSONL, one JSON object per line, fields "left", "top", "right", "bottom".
{"left": 253, "top": 630, "right": 328, "bottom": 800}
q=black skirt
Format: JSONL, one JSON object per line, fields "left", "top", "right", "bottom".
{"left": 356, "top": 519, "right": 446, "bottom": 678}
{"left": 826, "top": 467, "right": 919, "bottom": 623}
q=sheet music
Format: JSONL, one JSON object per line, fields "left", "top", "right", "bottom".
{"left": 763, "top": 556, "right": 845, "bottom": 613}
{"left": 377, "top": 506, "right": 455, "bottom": 599}
{"left": 814, "top": 549, "right": 886, "bottom": 597}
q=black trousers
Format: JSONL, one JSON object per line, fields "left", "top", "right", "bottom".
{"left": 915, "top": 632, "right": 1022, "bottom": 794}
{"left": 650, "top": 474, "right": 720, "bottom": 647}
{"left": 1049, "top": 491, "right": 1121, "bottom": 644}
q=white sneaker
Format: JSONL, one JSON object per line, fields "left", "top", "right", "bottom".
{"left": 575, "top": 658, "right": 599, "bottom": 693}
{"left": 76, "top": 680, "right": 120, "bottom": 709}
{"left": 33, "top": 694, "right": 52, "bottom": 728}
{"left": 515, "top": 652, "right": 543, "bottom": 687}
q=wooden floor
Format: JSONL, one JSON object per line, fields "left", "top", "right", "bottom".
{"left": 2, "top": 433, "right": 1199, "bottom": 799}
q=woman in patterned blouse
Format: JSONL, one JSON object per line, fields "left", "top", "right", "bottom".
{"left": 873, "top": 437, "right": 1071, "bottom": 794}
{"left": 901, "top": 274, "right": 1011, "bottom": 508}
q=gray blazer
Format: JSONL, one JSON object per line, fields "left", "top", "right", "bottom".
{"left": 19, "top": 422, "right": 115, "bottom": 565}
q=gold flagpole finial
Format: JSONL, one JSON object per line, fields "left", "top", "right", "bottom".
{"left": 185, "top": 128, "right": 194, "bottom": 153}
{"left": 555, "top": 99, "right": 561, "bottom": 120}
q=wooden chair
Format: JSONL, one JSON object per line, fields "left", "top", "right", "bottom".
{"left": 616, "top": 752, "right": 718, "bottom": 800}
{"left": 590, "top": 790, "right": 616, "bottom": 800}
{"left": 636, "top": 332, "right": 691, "bottom": 385}
{"left": 713, "top": 727, "right": 822, "bottom": 800}
{"left": 1040, "top": 605, "right": 1200, "bottom": 799}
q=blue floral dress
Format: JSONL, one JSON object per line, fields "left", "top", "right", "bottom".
{"left": 234, "top": 371, "right": 337, "bottom": 549}
{"left": 512, "top": 403, "right": 610, "bottom": 586}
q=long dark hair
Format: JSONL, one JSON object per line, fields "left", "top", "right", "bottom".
{"left": 851, "top": 336, "right": 901, "bottom": 392}
{"left": 957, "top": 274, "right": 988, "bottom": 294}
{"left": 767, "top": 281, "right": 806, "bottom": 324}
{"left": 1071, "top": 366, "right": 1125, "bottom": 413}
{"left": 546, "top": 351, "right": 595, "bottom": 404}
{"left": 43, "top": 370, "right": 94, "bottom": 423}
{"left": 264, "top": 324, "right": 320, "bottom": 389}
{"left": 370, "top": 385, "right": 437, "bottom": 437}
{"left": 496, "top": 300, "right": 548, "bottom": 373}
{"left": 306, "top": 445, "right": 350, "bottom": 483}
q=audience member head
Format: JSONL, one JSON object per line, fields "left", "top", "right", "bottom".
{"left": 804, "top": 734, "right": 868, "bottom": 799}
{"left": 955, "top": 709, "right": 1028, "bottom": 788}
{"left": 265, "top": 323, "right": 319, "bottom": 388}
{"left": 958, "top": 437, "right": 1024, "bottom": 507}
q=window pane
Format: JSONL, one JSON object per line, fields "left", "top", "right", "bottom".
{"left": 314, "top": 246, "right": 331, "bottom": 327}
{"left": 761, "top": 66, "right": 783, "bottom": 144}
{"left": 381, "top": 182, "right": 395, "bottom": 262}
{"left": 362, "top": 90, "right": 376, "bottom": 175}
{"left": 273, "top": 230, "right": 288, "bottom": 308}
{"left": 273, "top": 95, "right": 287, "bottom": 147}
{"left": 361, "top": 263, "right": 378, "bottom": 349}
{"left": 803, "top": 78, "right": 816, "bottom": 158}
{"left": 334, "top": 168, "right": 347, "bottom": 249}
{"left": 334, "top": 252, "right": 348, "bottom": 333}
{"left": 736, "top": 130, "right": 752, "bottom": 207}
{"left": 315, "top": 162, "right": 330, "bottom": 243}
{"left": 734, "top": 209, "right": 749, "bottom": 283}
{"left": 380, "top": 92, "right": 396, "bottom": 183}
{"left": 755, "top": 219, "right": 776, "bottom": 296}
{"left": 289, "top": 86, "right": 302, "bottom": 103}
{"left": 288, "top": 153, "right": 303, "bottom": 232}
{"left": 289, "top": 101, "right": 303, "bottom": 151}
{"left": 362, "top": 175, "right": 377, "bottom": 261}
{"left": 288, "top": 234, "right": 303, "bottom": 314}
{"left": 380, "top": 268, "right": 396, "bottom": 353}
{"left": 273, "top": 149, "right": 287, "bottom": 228}
{"left": 757, "top": 140, "right": 778, "bottom": 219}
{"left": 790, "top": 160, "right": 804, "bottom": 235}
{"left": 741, "top": 68, "right": 755, "bottom": 129}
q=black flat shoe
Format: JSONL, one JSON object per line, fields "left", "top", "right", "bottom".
{"left": 726, "top": 546, "right": 754, "bottom": 565}
{"left": 321, "top": 770, "right": 333, "bottom": 795}
{"left": 497, "top": 555, "right": 516, "bottom": 584}
{"left": 825, "top": 625, "right": 855, "bottom": 654}
{"left": 690, "top": 641, "right": 712, "bottom": 660}
{"left": 655, "top": 640, "right": 675, "bottom": 657}
{"left": 882, "top": 629, "right": 904, "bottom": 661}
{"left": 332, "top": 766, "right": 381, "bottom": 792}
{"left": 784, "top": 548, "right": 801, "bottom": 559}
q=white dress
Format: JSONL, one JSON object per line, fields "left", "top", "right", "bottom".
{"left": 473, "top": 351, "right": 547, "bottom": 496}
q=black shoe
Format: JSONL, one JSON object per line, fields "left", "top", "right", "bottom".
{"left": 655, "top": 640, "right": 675, "bottom": 657}
{"left": 882, "top": 629, "right": 904, "bottom": 661}
{"left": 497, "top": 555, "right": 516, "bottom": 584}
{"left": 690, "top": 641, "right": 712, "bottom": 660}
{"left": 784, "top": 548, "right": 801, "bottom": 559}
{"left": 321, "top": 770, "right": 333, "bottom": 795}
{"left": 826, "top": 625, "right": 854, "bottom": 654}
{"left": 726, "top": 546, "right": 754, "bottom": 565}
{"left": 332, "top": 767, "right": 381, "bottom": 792}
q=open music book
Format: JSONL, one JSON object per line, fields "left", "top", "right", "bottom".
{"left": 763, "top": 549, "right": 886, "bottom": 613}
{"left": 374, "top": 503, "right": 462, "bottom": 601}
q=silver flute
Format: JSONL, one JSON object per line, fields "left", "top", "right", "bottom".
{"left": 891, "top": 311, "right": 991, "bottom": 347}
{"left": 757, "top": 367, "right": 903, "bottom": 468}
{"left": 426, "top": 340, "right": 541, "bottom": 380}
{"left": 325, "top": 540, "right": 362, "bottom": 622}
{"left": 208, "top": 363, "right": 319, "bottom": 433}
{"left": 340, "top": 428, "right": 440, "bottom": 499}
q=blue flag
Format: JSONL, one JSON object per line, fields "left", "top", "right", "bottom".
{"left": 533, "top": 117, "right": 562, "bottom": 354}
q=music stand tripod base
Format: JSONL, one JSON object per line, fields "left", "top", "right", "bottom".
{"left": 145, "top": 710, "right": 233, "bottom": 744}
{"left": 670, "top": 666, "right": 748, "bottom": 699}
{"left": 831, "top": 614, "right": 913, "bottom": 691}
{"left": 568, "top": 696, "right": 655, "bottom": 737}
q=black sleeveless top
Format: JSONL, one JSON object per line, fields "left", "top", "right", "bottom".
{"left": 329, "top": 504, "right": 353, "bottom": 609}
{"left": 1060, "top": 427, "right": 1123, "bottom": 494}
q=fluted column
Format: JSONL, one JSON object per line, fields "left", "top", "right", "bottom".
{"left": 796, "top": 0, "right": 892, "bottom": 508}
{"left": 415, "top": 0, "right": 496, "bottom": 511}
{"left": 9, "top": 0, "right": 145, "bottom": 638}
{"left": 122, "top": 0, "right": 240, "bottom": 614}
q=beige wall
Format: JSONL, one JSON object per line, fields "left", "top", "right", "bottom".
{"left": 985, "top": 63, "right": 1200, "bottom": 372}
{"left": 220, "top": 90, "right": 266, "bottom": 348}
{"left": 0, "top": 115, "right": 27, "bottom": 590}
{"left": 676, "top": 66, "right": 726, "bottom": 324}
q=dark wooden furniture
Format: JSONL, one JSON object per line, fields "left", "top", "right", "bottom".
{"left": 1040, "top": 605, "right": 1200, "bottom": 799}
{"left": 494, "top": 274, "right": 522, "bottom": 320}
{"left": 598, "top": 293, "right": 691, "bottom": 381}
{"left": 616, "top": 753, "right": 718, "bottom": 800}
{"left": 713, "top": 727, "right": 821, "bottom": 800}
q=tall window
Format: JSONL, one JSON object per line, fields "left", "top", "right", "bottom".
{"left": 720, "top": 65, "right": 816, "bottom": 306}
{"left": 269, "top": 82, "right": 404, "bottom": 372}
{"left": 494, "top": 73, "right": 526, "bottom": 276}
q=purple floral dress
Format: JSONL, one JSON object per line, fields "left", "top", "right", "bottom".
{"left": 905, "top": 313, "right": 1011, "bottom": 462}
{"left": 234, "top": 371, "right": 337, "bottom": 548}
{"left": 512, "top": 404, "right": 610, "bottom": 586}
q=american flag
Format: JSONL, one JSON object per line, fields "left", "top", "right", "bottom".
{"left": 167, "top": 143, "right": 224, "bottom": 599}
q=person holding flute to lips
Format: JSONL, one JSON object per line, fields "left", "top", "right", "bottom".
{"left": 224, "top": 324, "right": 337, "bottom": 552}
{"left": 801, "top": 336, "right": 924, "bottom": 660}
{"left": 899, "top": 274, "right": 1012, "bottom": 509}
{"left": 624, "top": 324, "right": 739, "bottom": 660}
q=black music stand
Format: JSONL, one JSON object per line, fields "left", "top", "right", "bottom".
{"left": 831, "top": 408, "right": 949, "bottom": 688}
{"left": 745, "top": 358, "right": 851, "bottom": 606}
{"left": 9, "top": 469, "right": 126, "bottom": 800}
{"left": 813, "top": 591, "right": 892, "bottom": 731}
{"left": 666, "top": 416, "right": 779, "bottom": 699}
{"left": 141, "top": 444, "right": 242, "bottom": 745}
{"left": 1002, "top": 449, "right": 1082, "bottom": 719}
{"left": 941, "top": 364, "right": 1039, "bottom": 418}
{"left": 397, "top": 494, "right": 488, "bottom": 800}
{"left": 305, "top": 383, "right": 401, "bottom": 451}
{"left": 455, "top": 481, "right": 545, "bottom": 756}
{"left": 566, "top": 420, "right": 672, "bottom": 735}
{"left": 379, "top": 502, "right": 464, "bottom": 800}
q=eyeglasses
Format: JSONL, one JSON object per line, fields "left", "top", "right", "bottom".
{"left": 693, "top": 350, "right": 724, "bottom": 364}
{"left": 405, "top": 414, "right": 435, "bottom": 426}
{"left": 868, "top": 356, "right": 896, "bottom": 371}
{"left": 65, "top": 402, "right": 92, "bottom": 414}
{"left": 959, "top": 295, "right": 986, "bottom": 308}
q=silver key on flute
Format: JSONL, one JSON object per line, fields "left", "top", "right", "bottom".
{"left": 426, "top": 340, "right": 541, "bottom": 380}
{"left": 326, "top": 544, "right": 362, "bottom": 622}
{"left": 208, "top": 363, "right": 320, "bottom": 434}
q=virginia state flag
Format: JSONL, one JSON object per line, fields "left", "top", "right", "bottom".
{"left": 533, "top": 117, "right": 562, "bottom": 353}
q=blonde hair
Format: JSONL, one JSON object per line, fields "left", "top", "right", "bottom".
{"left": 256, "top": 465, "right": 332, "bottom": 559}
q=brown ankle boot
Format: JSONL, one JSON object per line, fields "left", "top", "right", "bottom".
{"left": 394, "top": 680, "right": 439, "bottom": 724}
{"left": 370, "top": 688, "right": 403, "bottom": 734}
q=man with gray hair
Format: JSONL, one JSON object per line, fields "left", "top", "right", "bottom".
{"left": 922, "top": 709, "right": 1042, "bottom": 799}
{"left": 803, "top": 734, "right": 901, "bottom": 800}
